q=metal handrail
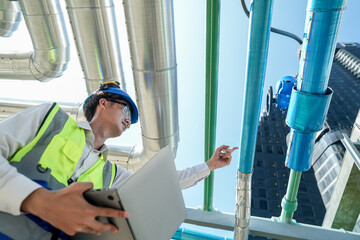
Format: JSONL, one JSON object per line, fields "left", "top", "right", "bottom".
{"left": 340, "top": 133, "right": 360, "bottom": 170}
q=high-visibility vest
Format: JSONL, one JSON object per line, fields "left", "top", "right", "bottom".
{"left": 0, "top": 103, "right": 117, "bottom": 240}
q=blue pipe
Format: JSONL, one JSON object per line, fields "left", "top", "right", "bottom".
{"left": 173, "top": 227, "right": 233, "bottom": 240}
{"left": 298, "top": 0, "right": 346, "bottom": 94}
{"left": 238, "top": 0, "right": 273, "bottom": 173}
{"left": 285, "top": 0, "right": 346, "bottom": 171}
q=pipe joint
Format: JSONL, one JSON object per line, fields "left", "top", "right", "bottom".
{"left": 286, "top": 87, "right": 333, "bottom": 133}
{"left": 281, "top": 196, "right": 298, "bottom": 213}
{"left": 285, "top": 87, "right": 333, "bottom": 171}
{"left": 279, "top": 190, "right": 299, "bottom": 223}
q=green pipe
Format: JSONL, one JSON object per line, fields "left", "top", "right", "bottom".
{"left": 279, "top": 170, "right": 302, "bottom": 223}
{"left": 203, "top": 0, "right": 220, "bottom": 212}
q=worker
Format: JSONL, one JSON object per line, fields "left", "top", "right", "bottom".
{"left": 0, "top": 81, "right": 238, "bottom": 239}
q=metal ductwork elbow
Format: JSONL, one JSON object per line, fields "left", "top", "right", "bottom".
{"left": 0, "top": 0, "right": 70, "bottom": 81}
{"left": 0, "top": 0, "right": 22, "bottom": 37}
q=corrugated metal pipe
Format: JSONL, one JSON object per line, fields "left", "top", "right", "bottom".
{"left": 235, "top": 172, "right": 252, "bottom": 240}
{"left": 203, "top": 0, "right": 220, "bottom": 212}
{"left": 279, "top": 0, "right": 346, "bottom": 223}
{"left": 0, "top": 0, "right": 70, "bottom": 81}
{"left": 0, "top": 0, "right": 22, "bottom": 37}
{"left": 65, "top": 0, "right": 126, "bottom": 94}
{"left": 235, "top": 0, "right": 273, "bottom": 239}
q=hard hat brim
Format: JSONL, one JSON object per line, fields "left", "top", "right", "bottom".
{"left": 84, "top": 87, "right": 139, "bottom": 124}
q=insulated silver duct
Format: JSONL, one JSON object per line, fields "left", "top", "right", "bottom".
{"left": 0, "top": 0, "right": 70, "bottom": 81}
{"left": 0, "top": 99, "right": 82, "bottom": 122}
{"left": 0, "top": 0, "right": 22, "bottom": 37}
{"left": 0, "top": 0, "right": 179, "bottom": 172}
{"left": 65, "top": 0, "right": 126, "bottom": 93}
{"left": 119, "top": 0, "right": 179, "bottom": 172}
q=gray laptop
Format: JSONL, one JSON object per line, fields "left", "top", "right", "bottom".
{"left": 73, "top": 145, "right": 186, "bottom": 240}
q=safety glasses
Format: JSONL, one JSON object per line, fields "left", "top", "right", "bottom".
{"left": 108, "top": 99, "right": 132, "bottom": 123}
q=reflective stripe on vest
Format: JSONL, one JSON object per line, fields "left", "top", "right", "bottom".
{"left": 9, "top": 103, "right": 116, "bottom": 190}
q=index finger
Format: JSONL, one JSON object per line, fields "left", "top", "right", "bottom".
{"left": 230, "top": 147, "right": 239, "bottom": 153}
{"left": 95, "top": 206, "right": 129, "bottom": 219}
{"left": 217, "top": 145, "right": 230, "bottom": 152}
{"left": 220, "top": 146, "right": 238, "bottom": 154}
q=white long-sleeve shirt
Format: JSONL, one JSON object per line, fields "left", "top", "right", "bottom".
{"left": 0, "top": 103, "right": 210, "bottom": 216}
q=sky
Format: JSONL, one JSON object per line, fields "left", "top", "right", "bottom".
{"left": 1, "top": 0, "right": 360, "bottom": 238}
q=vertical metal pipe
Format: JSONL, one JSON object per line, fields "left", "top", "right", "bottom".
{"left": 280, "top": 0, "right": 347, "bottom": 223}
{"left": 65, "top": 0, "right": 126, "bottom": 93}
{"left": 121, "top": 0, "right": 180, "bottom": 171}
{"left": 203, "top": 0, "right": 220, "bottom": 212}
{"left": 235, "top": 0, "right": 273, "bottom": 239}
